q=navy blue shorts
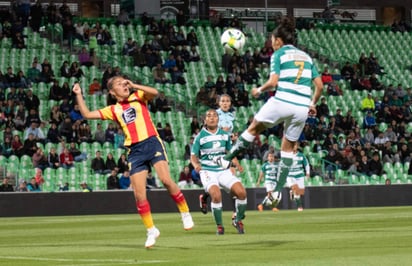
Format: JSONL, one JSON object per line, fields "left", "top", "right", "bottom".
{"left": 128, "top": 136, "right": 168, "bottom": 175}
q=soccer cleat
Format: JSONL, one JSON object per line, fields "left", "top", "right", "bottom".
{"left": 216, "top": 225, "right": 225, "bottom": 235}
{"left": 272, "top": 207, "right": 279, "bottom": 212}
{"left": 199, "top": 194, "right": 208, "bottom": 214}
{"left": 145, "top": 227, "right": 160, "bottom": 248}
{"left": 213, "top": 156, "right": 232, "bottom": 169}
{"left": 181, "top": 212, "right": 194, "bottom": 230}
{"left": 257, "top": 204, "right": 263, "bottom": 212}
{"left": 233, "top": 220, "right": 245, "bottom": 234}
{"left": 297, "top": 207, "right": 303, "bottom": 212}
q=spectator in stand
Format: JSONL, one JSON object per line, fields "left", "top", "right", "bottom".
{"left": 155, "top": 91, "right": 171, "bottom": 113}
{"left": 60, "top": 147, "right": 74, "bottom": 169}
{"left": 68, "top": 141, "right": 87, "bottom": 162}
{"left": 78, "top": 47, "right": 92, "bottom": 67}
{"left": 105, "top": 153, "right": 117, "bottom": 171}
{"left": 24, "top": 122, "right": 45, "bottom": 142}
{"left": 89, "top": 78, "right": 102, "bottom": 95}
{"left": 340, "top": 61, "right": 355, "bottom": 80}
{"left": 361, "top": 93, "right": 375, "bottom": 112}
{"left": 117, "top": 153, "right": 129, "bottom": 174}
{"left": 152, "top": 63, "right": 169, "bottom": 84}
{"left": 123, "top": 38, "right": 136, "bottom": 56}
{"left": 363, "top": 111, "right": 377, "bottom": 129}
{"left": 32, "top": 147, "right": 48, "bottom": 171}
{"left": 48, "top": 147, "right": 60, "bottom": 168}
{"left": 50, "top": 105, "right": 63, "bottom": 126}
{"left": 105, "top": 123, "right": 116, "bottom": 144}
{"left": 24, "top": 89, "right": 40, "bottom": 111}
{"left": 69, "top": 62, "right": 84, "bottom": 79}
{"left": 119, "top": 170, "right": 131, "bottom": 189}
{"left": 368, "top": 152, "right": 384, "bottom": 176}
{"left": 49, "top": 79, "right": 62, "bottom": 101}
{"left": 27, "top": 177, "right": 42, "bottom": 192}
{"left": 0, "top": 175, "right": 14, "bottom": 192}
{"left": 170, "top": 66, "right": 185, "bottom": 84}
{"left": 186, "top": 29, "right": 199, "bottom": 46}
{"left": 195, "top": 87, "right": 210, "bottom": 106}
{"left": 91, "top": 150, "right": 110, "bottom": 174}
{"left": 176, "top": 9, "right": 187, "bottom": 27}
{"left": 316, "top": 97, "right": 330, "bottom": 118}
{"left": 369, "top": 73, "right": 384, "bottom": 90}
{"left": 101, "top": 66, "right": 115, "bottom": 92}
{"left": 374, "top": 131, "right": 389, "bottom": 149}
{"left": 80, "top": 181, "right": 93, "bottom": 192}
{"left": 22, "top": 133, "right": 37, "bottom": 157}
{"left": 39, "top": 64, "right": 54, "bottom": 83}
{"left": 77, "top": 121, "right": 92, "bottom": 143}
{"left": 188, "top": 45, "right": 200, "bottom": 62}
{"left": 114, "top": 128, "right": 125, "bottom": 149}
{"left": 321, "top": 67, "right": 333, "bottom": 85}
{"left": 93, "top": 123, "right": 106, "bottom": 144}
{"left": 27, "top": 62, "right": 41, "bottom": 84}
{"left": 69, "top": 104, "right": 84, "bottom": 123}
{"left": 178, "top": 166, "right": 193, "bottom": 188}
{"left": 12, "top": 31, "right": 26, "bottom": 49}
{"left": 107, "top": 169, "right": 120, "bottom": 190}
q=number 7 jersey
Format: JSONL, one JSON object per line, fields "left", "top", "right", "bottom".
{"left": 270, "top": 44, "right": 320, "bottom": 107}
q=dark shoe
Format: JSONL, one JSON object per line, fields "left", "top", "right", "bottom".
{"left": 199, "top": 193, "right": 208, "bottom": 214}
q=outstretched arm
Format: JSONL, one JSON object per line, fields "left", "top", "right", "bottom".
{"left": 72, "top": 83, "right": 101, "bottom": 119}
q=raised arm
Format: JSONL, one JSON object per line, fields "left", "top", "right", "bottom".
{"left": 72, "top": 83, "right": 102, "bottom": 119}
{"left": 127, "top": 80, "right": 159, "bottom": 101}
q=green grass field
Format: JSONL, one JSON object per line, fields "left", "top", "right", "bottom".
{"left": 1, "top": 206, "right": 412, "bottom": 266}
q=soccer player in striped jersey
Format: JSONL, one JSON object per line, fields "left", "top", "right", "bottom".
{"left": 191, "top": 109, "right": 247, "bottom": 235}
{"left": 72, "top": 77, "right": 194, "bottom": 248}
{"left": 256, "top": 151, "right": 281, "bottom": 211}
{"left": 287, "top": 143, "right": 310, "bottom": 211}
{"left": 214, "top": 17, "right": 323, "bottom": 196}
{"left": 199, "top": 94, "right": 242, "bottom": 227}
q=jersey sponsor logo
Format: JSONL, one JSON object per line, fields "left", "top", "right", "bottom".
{"left": 122, "top": 107, "right": 136, "bottom": 124}
{"left": 212, "top": 141, "right": 221, "bottom": 149}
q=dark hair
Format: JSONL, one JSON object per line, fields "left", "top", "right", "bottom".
{"left": 272, "top": 17, "right": 296, "bottom": 45}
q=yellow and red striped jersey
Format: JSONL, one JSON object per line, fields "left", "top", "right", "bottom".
{"left": 98, "top": 90, "right": 157, "bottom": 146}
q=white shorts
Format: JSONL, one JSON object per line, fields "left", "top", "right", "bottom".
{"left": 254, "top": 97, "right": 308, "bottom": 141}
{"left": 286, "top": 177, "right": 305, "bottom": 189}
{"left": 264, "top": 180, "right": 278, "bottom": 193}
{"left": 199, "top": 169, "right": 241, "bottom": 193}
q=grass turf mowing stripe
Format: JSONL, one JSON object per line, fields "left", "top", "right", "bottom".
{"left": 0, "top": 206, "right": 411, "bottom": 266}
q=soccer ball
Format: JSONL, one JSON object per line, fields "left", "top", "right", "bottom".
{"left": 265, "top": 191, "right": 282, "bottom": 208}
{"left": 220, "top": 28, "right": 246, "bottom": 53}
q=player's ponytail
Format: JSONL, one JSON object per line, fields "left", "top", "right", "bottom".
{"left": 272, "top": 16, "right": 296, "bottom": 45}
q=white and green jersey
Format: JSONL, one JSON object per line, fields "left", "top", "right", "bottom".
{"left": 288, "top": 151, "right": 310, "bottom": 179}
{"left": 261, "top": 161, "right": 280, "bottom": 182}
{"left": 191, "top": 127, "right": 231, "bottom": 172}
{"left": 270, "top": 45, "right": 320, "bottom": 107}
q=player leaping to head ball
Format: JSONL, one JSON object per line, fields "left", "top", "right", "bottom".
{"left": 214, "top": 17, "right": 323, "bottom": 194}
{"left": 72, "top": 77, "right": 194, "bottom": 248}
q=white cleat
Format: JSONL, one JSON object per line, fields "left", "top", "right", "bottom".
{"left": 213, "top": 156, "right": 231, "bottom": 169}
{"left": 297, "top": 207, "right": 303, "bottom": 212}
{"left": 145, "top": 227, "right": 160, "bottom": 248}
{"left": 181, "top": 212, "right": 194, "bottom": 230}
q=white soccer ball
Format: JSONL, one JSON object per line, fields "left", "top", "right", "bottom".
{"left": 265, "top": 191, "right": 282, "bottom": 208}
{"left": 220, "top": 28, "right": 246, "bottom": 53}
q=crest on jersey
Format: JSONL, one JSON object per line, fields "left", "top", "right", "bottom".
{"left": 122, "top": 107, "right": 136, "bottom": 124}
